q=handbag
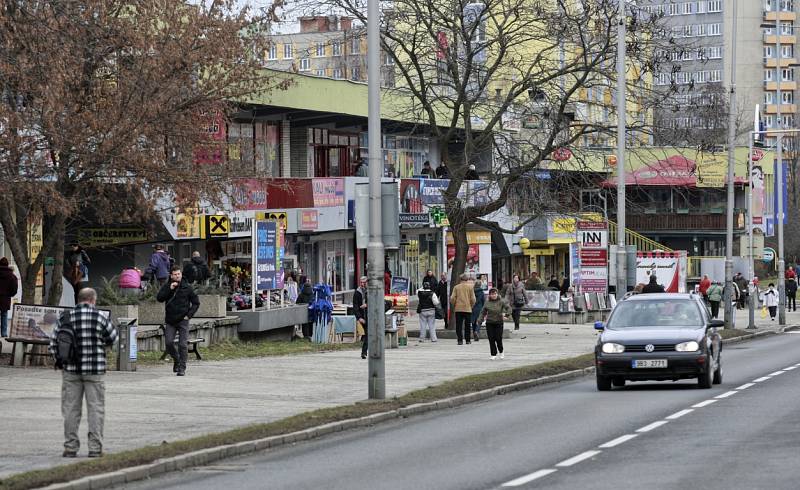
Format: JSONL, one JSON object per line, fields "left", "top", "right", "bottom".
{"left": 434, "top": 304, "right": 444, "bottom": 319}
{"left": 761, "top": 306, "right": 767, "bottom": 319}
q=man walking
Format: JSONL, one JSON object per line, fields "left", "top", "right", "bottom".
{"left": 0, "top": 257, "right": 18, "bottom": 337}
{"left": 182, "top": 251, "right": 210, "bottom": 284}
{"left": 450, "top": 273, "right": 476, "bottom": 345}
{"left": 147, "top": 244, "right": 173, "bottom": 286}
{"left": 435, "top": 273, "right": 449, "bottom": 329}
{"left": 505, "top": 274, "right": 526, "bottom": 330}
{"left": 157, "top": 266, "right": 200, "bottom": 376}
{"left": 49, "top": 288, "right": 118, "bottom": 458}
{"left": 353, "top": 276, "right": 368, "bottom": 359}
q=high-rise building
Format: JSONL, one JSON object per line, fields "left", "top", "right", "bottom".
{"left": 645, "top": 0, "right": 797, "bottom": 146}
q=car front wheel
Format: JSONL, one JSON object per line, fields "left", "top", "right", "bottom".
{"left": 712, "top": 355, "right": 722, "bottom": 385}
{"left": 597, "top": 372, "right": 612, "bottom": 391}
{"left": 698, "top": 362, "right": 714, "bottom": 389}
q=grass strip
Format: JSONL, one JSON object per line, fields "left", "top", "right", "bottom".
{"left": 0, "top": 328, "right": 762, "bottom": 490}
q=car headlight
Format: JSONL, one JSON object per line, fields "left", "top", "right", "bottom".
{"left": 601, "top": 343, "right": 625, "bottom": 354}
{"left": 675, "top": 341, "right": 700, "bottom": 352}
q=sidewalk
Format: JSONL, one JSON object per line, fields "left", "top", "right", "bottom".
{"left": 0, "top": 308, "right": 794, "bottom": 479}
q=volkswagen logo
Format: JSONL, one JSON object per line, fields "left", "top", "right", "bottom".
{"left": 645, "top": 344, "right": 655, "bottom": 353}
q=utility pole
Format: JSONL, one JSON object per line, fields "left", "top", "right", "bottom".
{"left": 776, "top": 26, "right": 786, "bottom": 325}
{"left": 366, "top": 0, "right": 385, "bottom": 399}
{"left": 615, "top": 0, "right": 627, "bottom": 297}
{"left": 723, "top": 0, "right": 738, "bottom": 329}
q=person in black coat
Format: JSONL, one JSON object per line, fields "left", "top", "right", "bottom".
{"left": 787, "top": 277, "right": 798, "bottom": 312}
{"left": 547, "top": 275, "right": 560, "bottom": 290}
{"left": 182, "top": 251, "right": 210, "bottom": 284}
{"left": 435, "top": 273, "right": 449, "bottom": 329}
{"left": 0, "top": 257, "right": 19, "bottom": 337}
{"left": 157, "top": 266, "right": 200, "bottom": 376}
{"left": 641, "top": 275, "right": 666, "bottom": 294}
{"left": 295, "top": 281, "right": 314, "bottom": 340}
{"left": 352, "top": 276, "right": 368, "bottom": 359}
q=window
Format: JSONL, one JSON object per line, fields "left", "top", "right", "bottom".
{"left": 708, "top": 46, "right": 722, "bottom": 59}
{"left": 333, "top": 68, "right": 343, "bottom": 79}
{"left": 708, "top": 23, "right": 721, "bottom": 36}
{"left": 765, "top": 92, "right": 775, "bottom": 104}
{"left": 782, "top": 45, "right": 794, "bottom": 58}
{"left": 696, "top": 0, "right": 706, "bottom": 13}
{"left": 782, "top": 68, "right": 795, "bottom": 81}
{"left": 694, "top": 71, "right": 707, "bottom": 83}
{"left": 668, "top": 3, "right": 679, "bottom": 15}
{"left": 707, "top": 1, "right": 722, "bottom": 12}
{"left": 267, "top": 44, "right": 277, "bottom": 60}
{"left": 765, "top": 45, "right": 774, "bottom": 59}
{"left": 709, "top": 69, "right": 721, "bottom": 82}
{"left": 351, "top": 66, "right": 361, "bottom": 80}
{"left": 765, "top": 68, "right": 775, "bottom": 81}
{"left": 781, "top": 22, "right": 793, "bottom": 35}
{"left": 683, "top": 2, "right": 693, "bottom": 14}
{"left": 765, "top": 115, "right": 775, "bottom": 128}
{"left": 682, "top": 50, "right": 693, "bottom": 61}
{"left": 783, "top": 91, "right": 794, "bottom": 103}
{"left": 316, "top": 42, "right": 325, "bottom": 57}
{"left": 299, "top": 58, "right": 310, "bottom": 71}
{"left": 332, "top": 42, "right": 341, "bottom": 56}
{"left": 383, "top": 53, "right": 395, "bottom": 65}
{"left": 351, "top": 36, "right": 361, "bottom": 53}
{"left": 684, "top": 25, "right": 693, "bottom": 37}
{"left": 283, "top": 43, "right": 293, "bottom": 59}
{"left": 315, "top": 69, "right": 325, "bottom": 77}
{"left": 695, "top": 24, "right": 706, "bottom": 36}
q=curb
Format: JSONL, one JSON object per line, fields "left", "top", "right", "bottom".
{"left": 39, "top": 326, "right": 798, "bottom": 489}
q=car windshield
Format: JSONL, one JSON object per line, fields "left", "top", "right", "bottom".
{"left": 607, "top": 299, "right": 704, "bottom": 328}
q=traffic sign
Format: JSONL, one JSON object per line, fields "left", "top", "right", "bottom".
{"left": 763, "top": 247, "right": 775, "bottom": 263}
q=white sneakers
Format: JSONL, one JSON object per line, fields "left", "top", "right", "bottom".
{"left": 500, "top": 353, "right": 505, "bottom": 359}
{"left": 490, "top": 354, "right": 506, "bottom": 360}
{"left": 490, "top": 356, "right": 497, "bottom": 360}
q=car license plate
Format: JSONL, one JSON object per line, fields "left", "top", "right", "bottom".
{"left": 632, "top": 359, "right": 668, "bottom": 368}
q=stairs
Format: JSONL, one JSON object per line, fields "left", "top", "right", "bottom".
{"left": 608, "top": 221, "right": 673, "bottom": 252}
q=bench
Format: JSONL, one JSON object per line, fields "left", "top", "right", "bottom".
{"left": 158, "top": 326, "right": 204, "bottom": 361}
{"left": 384, "top": 328, "right": 399, "bottom": 349}
{"left": 6, "top": 337, "right": 51, "bottom": 366}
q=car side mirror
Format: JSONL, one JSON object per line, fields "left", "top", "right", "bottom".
{"left": 709, "top": 319, "right": 724, "bottom": 329}
{"left": 594, "top": 321, "right": 605, "bottom": 331}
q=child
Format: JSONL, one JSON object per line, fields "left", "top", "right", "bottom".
{"left": 762, "top": 283, "right": 779, "bottom": 321}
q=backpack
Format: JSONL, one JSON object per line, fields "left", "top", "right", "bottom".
{"left": 54, "top": 311, "right": 79, "bottom": 370}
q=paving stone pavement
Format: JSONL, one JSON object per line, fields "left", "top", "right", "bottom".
{"left": 0, "top": 306, "right": 792, "bottom": 479}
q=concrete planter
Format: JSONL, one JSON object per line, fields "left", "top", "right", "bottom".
{"left": 137, "top": 301, "right": 165, "bottom": 325}
{"left": 195, "top": 295, "right": 227, "bottom": 318}
{"left": 235, "top": 305, "right": 309, "bottom": 332}
{"left": 102, "top": 304, "right": 139, "bottom": 326}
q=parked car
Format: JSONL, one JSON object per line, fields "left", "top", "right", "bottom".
{"left": 594, "top": 293, "right": 723, "bottom": 391}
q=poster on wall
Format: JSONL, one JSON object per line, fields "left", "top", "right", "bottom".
{"left": 447, "top": 244, "right": 480, "bottom": 276}
{"left": 9, "top": 304, "right": 110, "bottom": 343}
{"left": 635, "top": 251, "right": 687, "bottom": 293}
{"left": 255, "top": 220, "right": 278, "bottom": 290}
{"left": 390, "top": 276, "right": 410, "bottom": 295}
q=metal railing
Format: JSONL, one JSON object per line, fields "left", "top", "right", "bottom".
{"left": 608, "top": 220, "right": 673, "bottom": 252}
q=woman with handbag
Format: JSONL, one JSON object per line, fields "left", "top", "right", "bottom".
{"left": 505, "top": 274, "right": 526, "bottom": 330}
{"left": 416, "top": 280, "right": 439, "bottom": 342}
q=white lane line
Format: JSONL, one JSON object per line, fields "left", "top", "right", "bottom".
{"left": 599, "top": 434, "right": 638, "bottom": 448}
{"left": 769, "top": 371, "right": 785, "bottom": 377}
{"left": 753, "top": 377, "right": 771, "bottom": 382}
{"left": 666, "top": 409, "right": 694, "bottom": 420}
{"left": 637, "top": 420, "right": 669, "bottom": 433}
{"left": 784, "top": 366, "right": 797, "bottom": 371}
{"left": 715, "top": 391, "right": 738, "bottom": 399}
{"left": 736, "top": 383, "right": 755, "bottom": 390}
{"left": 692, "top": 399, "right": 718, "bottom": 408}
{"left": 556, "top": 450, "right": 602, "bottom": 467}
{"left": 502, "top": 469, "right": 558, "bottom": 487}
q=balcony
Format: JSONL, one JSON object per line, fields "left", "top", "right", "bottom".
{"left": 764, "top": 57, "right": 798, "bottom": 68}
{"left": 622, "top": 213, "right": 744, "bottom": 232}
{"left": 764, "top": 10, "right": 796, "bottom": 22}
{"left": 764, "top": 34, "right": 797, "bottom": 45}
{"left": 765, "top": 80, "right": 798, "bottom": 91}
{"left": 764, "top": 103, "right": 798, "bottom": 113}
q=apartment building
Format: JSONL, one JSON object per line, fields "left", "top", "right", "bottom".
{"left": 264, "top": 16, "right": 367, "bottom": 82}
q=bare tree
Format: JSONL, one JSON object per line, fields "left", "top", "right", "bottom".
{"left": 295, "top": 0, "right": 671, "bottom": 279}
{"left": 0, "top": 0, "right": 284, "bottom": 303}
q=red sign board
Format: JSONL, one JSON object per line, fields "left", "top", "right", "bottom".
{"left": 579, "top": 249, "right": 608, "bottom": 267}
{"left": 299, "top": 210, "right": 319, "bottom": 230}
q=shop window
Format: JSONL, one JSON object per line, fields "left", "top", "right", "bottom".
{"left": 308, "top": 129, "right": 360, "bottom": 176}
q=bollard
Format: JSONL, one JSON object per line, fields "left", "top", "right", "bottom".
{"left": 117, "top": 318, "right": 138, "bottom": 371}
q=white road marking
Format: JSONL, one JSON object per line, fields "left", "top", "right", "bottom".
{"left": 715, "top": 391, "right": 738, "bottom": 399}
{"left": 736, "top": 383, "right": 755, "bottom": 390}
{"left": 637, "top": 420, "right": 669, "bottom": 433}
{"left": 556, "top": 450, "right": 602, "bottom": 467}
{"left": 768, "top": 371, "right": 785, "bottom": 376}
{"left": 599, "top": 434, "right": 638, "bottom": 448}
{"left": 753, "top": 377, "right": 771, "bottom": 382}
{"left": 692, "top": 399, "right": 718, "bottom": 408}
{"left": 502, "top": 469, "right": 558, "bottom": 487}
{"left": 666, "top": 409, "right": 694, "bottom": 420}
{"left": 784, "top": 366, "right": 797, "bottom": 371}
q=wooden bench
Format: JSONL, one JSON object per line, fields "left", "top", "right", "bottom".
{"left": 158, "top": 326, "right": 204, "bottom": 361}
{"left": 6, "top": 337, "right": 51, "bottom": 366}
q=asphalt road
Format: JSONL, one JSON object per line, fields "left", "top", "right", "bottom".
{"left": 125, "top": 332, "right": 800, "bottom": 490}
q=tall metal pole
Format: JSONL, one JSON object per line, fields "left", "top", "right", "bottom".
{"left": 748, "top": 131, "right": 755, "bottom": 329}
{"left": 776, "top": 26, "right": 786, "bottom": 325}
{"left": 723, "top": 0, "right": 738, "bottom": 329}
{"left": 615, "top": 0, "right": 627, "bottom": 297}
{"left": 366, "top": 0, "right": 385, "bottom": 399}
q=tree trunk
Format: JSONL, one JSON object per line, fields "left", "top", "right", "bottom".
{"left": 448, "top": 218, "right": 469, "bottom": 287}
{"left": 45, "top": 214, "right": 66, "bottom": 306}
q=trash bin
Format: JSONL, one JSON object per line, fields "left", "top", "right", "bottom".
{"left": 117, "top": 318, "right": 137, "bottom": 372}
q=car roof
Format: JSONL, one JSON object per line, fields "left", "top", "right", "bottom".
{"left": 626, "top": 293, "right": 696, "bottom": 301}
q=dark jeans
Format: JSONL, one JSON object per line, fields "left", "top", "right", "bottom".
{"left": 511, "top": 308, "right": 522, "bottom": 330}
{"left": 709, "top": 301, "right": 720, "bottom": 319}
{"left": 486, "top": 322, "right": 504, "bottom": 356}
{"left": 455, "top": 312, "right": 471, "bottom": 342}
{"left": 73, "top": 281, "right": 88, "bottom": 304}
{"left": 788, "top": 292, "right": 797, "bottom": 311}
{"left": 361, "top": 333, "right": 368, "bottom": 356}
{"left": 769, "top": 306, "right": 777, "bottom": 319}
{"left": 164, "top": 319, "right": 189, "bottom": 371}
{"left": 442, "top": 305, "right": 449, "bottom": 329}
{"left": 301, "top": 322, "right": 313, "bottom": 339}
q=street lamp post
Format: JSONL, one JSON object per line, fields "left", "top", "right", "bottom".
{"left": 747, "top": 130, "right": 755, "bottom": 329}
{"left": 723, "top": 0, "right": 739, "bottom": 329}
{"left": 366, "top": 0, "right": 385, "bottom": 399}
{"left": 615, "top": 0, "right": 627, "bottom": 297}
